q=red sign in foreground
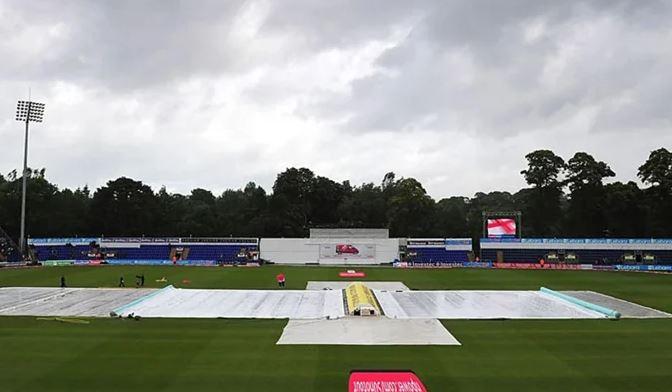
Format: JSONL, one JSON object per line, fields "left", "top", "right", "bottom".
{"left": 348, "top": 371, "right": 427, "bottom": 392}
{"left": 339, "top": 271, "right": 366, "bottom": 278}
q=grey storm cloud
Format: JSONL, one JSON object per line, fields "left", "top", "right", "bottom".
{"left": 306, "top": 0, "right": 672, "bottom": 136}
{"left": 1, "top": 0, "right": 671, "bottom": 198}
{"left": 1, "top": 1, "right": 253, "bottom": 88}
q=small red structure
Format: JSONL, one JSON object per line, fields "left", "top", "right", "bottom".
{"left": 339, "top": 270, "right": 366, "bottom": 278}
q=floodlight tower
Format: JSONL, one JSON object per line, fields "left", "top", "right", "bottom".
{"left": 15, "top": 100, "right": 45, "bottom": 256}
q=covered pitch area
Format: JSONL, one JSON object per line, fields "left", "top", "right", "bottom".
{"left": 1, "top": 275, "right": 668, "bottom": 349}
{"left": 3, "top": 285, "right": 657, "bottom": 320}
{"left": 2, "top": 281, "right": 667, "bottom": 321}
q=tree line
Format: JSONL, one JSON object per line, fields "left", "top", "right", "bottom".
{"left": 0, "top": 148, "right": 671, "bottom": 241}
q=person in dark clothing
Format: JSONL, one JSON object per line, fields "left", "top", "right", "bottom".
{"left": 136, "top": 274, "right": 145, "bottom": 287}
{"left": 60, "top": 276, "right": 66, "bottom": 288}
{"left": 119, "top": 276, "right": 125, "bottom": 287}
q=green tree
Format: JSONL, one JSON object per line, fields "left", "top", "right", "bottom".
{"left": 602, "top": 181, "right": 647, "bottom": 237}
{"left": 178, "top": 189, "right": 218, "bottom": 237}
{"left": 154, "top": 187, "right": 189, "bottom": 236}
{"left": 564, "top": 152, "right": 615, "bottom": 236}
{"left": 270, "top": 168, "right": 316, "bottom": 235}
{"left": 519, "top": 150, "right": 566, "bottom": 236}
{"left": 4, "top": 148, "right": 671, "bottom": 241}
{"left": 638, "top": 148, "right": 672, "bottom": 189}
{"left": 309, "top": 176, "right": 346, "bottom": 226}
{"left": 433, "top": 197, "right": 469, "bottom": 237}
{"left": 337, "top": 183, "right": 386, "bottom": 228}
{"left": 214, "top": 182, "right": 270, "bottom": 236}
{"left": 565, "top": 152, "right": 615, "bottom": 193}
{"left": 90, "top": 177, "right": 159, "bottom": 236}
{"left": 520, "top": 150, "right": 566, "bottom": 188}
{"left": 638, "top": 148, "right": 672, "bottom": 236}
{"left": 386, "top": 178, "right": 435, "bottom": 237}
{"left": 0, "top": 168, "right": 61, "bottom": 239}
{"left": 43, "top": 187, "right": 91, "bottom": 237}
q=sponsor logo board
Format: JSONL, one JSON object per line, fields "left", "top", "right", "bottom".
{"left": 349, "top": 371, "right": 427, "bottom": 392}
{"left": 320, "top": 243, "right": 375, "bottom": 260}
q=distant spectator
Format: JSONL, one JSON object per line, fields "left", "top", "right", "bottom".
{"left": 276, "top": 272, "right": 286, "bottom": 288}
{"left": 60, "top": 276, "right": 66, "bottom": 288}
{"left": 119, "top": 276, "right": 125, "bottom": 287}
{"left": 136, "top": 274, "right": 145, "bottom": 287}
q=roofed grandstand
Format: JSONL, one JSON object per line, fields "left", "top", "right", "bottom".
{"left": 28, "top": 237, "right": 259, "bottom": 266}
{"left": 480, "top": 238, "right": 672, "bottom": 265}
{"left": 0, "top": 225, "right": 21, "bottom": 264}
{"left": 403, "top": 238, "right": 473, "bottom": 265}
{"left": 22, "top": 235, "right": 672, "bottom": 267}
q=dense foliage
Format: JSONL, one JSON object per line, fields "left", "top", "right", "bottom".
{"left": 1, "top": 148, "right": 671, "bottom": 240}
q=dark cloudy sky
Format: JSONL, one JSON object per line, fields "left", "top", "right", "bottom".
{"left": 1, "top": 0, "right": 671, "bottom": 198}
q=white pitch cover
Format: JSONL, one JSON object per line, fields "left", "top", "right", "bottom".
{"left": 3, "top": 287, "right": 649, "bottom": 320}
{"left": 115, "top": 287, "right": 345, "bottom": 319}
{"left": 0, "top": 287, "right": 157, "bottom": 317}
{"left": 375, "top": 290, "right": 604, "bottom": 319}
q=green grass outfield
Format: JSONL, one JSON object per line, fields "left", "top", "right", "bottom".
{"left": 1, "top": 265, "right": 671, "bottom": 391}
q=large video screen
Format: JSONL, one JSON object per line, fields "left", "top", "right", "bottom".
{"left": 487, "top": 218, "right": 517, "bottom": 237}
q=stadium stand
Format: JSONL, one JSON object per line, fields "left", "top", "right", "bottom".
{"left": 26, "top": 235, "right": 672, "bottom": 267}
{"left": 0, "top": 225, "right": 23, "bottom": 263}
{"left": 28, "top": 237, "right": 259, "bottom": 265}
{"left": 480, "top": 238, "right": 672, "bottom": 265}
{"left": 31, "top": 244, "right": 92, "bottom": 261}
{"left": 177, "top": 238, "right": 258, "bottom": 263}
{"left": 105, "top": 245, "right": 171, "bottom": 260}
{"left": 404, "top": 239, "right": 472, "bottom": 265}
{"left": 0, "top": 239, "right": 21, "bottom": 263}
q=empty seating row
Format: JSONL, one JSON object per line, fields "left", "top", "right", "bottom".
{"left": 406, "top": 248, "right": 470, "bottom": 263}
{"left": 480, "top": 238, "right": 672, "bottom": 264}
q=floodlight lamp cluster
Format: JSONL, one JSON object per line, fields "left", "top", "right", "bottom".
{"left": 15, "top": 101, "right": 45, "bottom": 122}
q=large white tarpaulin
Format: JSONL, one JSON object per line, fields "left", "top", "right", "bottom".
{"left": 277, "top": 318, "right": 461, "bottom": 345}
{"left": 374, "top": 290, "right": 604, "bottom": 319}
{"left": 114, "top": 287, "right": 345, "bottom": 319}
{"left": 0, "top": 287, "right": 156, "bottom": 317}
{"left": 118, "top": 288, "right": 606, "bottom": 320}
{"left": 2, "top": 286, "right": 667, "bottom": 320}
{"left": 560, "top": 291, "right": 672, "bottom": 318}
